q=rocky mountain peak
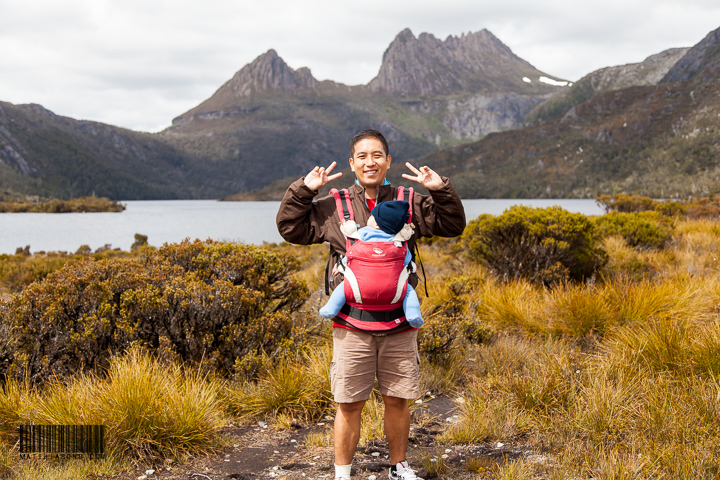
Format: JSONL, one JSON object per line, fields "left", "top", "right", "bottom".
{"left": 220, "top": 49, "right": 318, "bottom": 98}
{"left": 661, "top": 26, "right": 720, "bottom": 83}
{"left": 367, "top": 28, "right": 562, "bottom": 96}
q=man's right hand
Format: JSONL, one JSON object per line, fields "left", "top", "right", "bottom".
{"left": 304, "top": 161, "right": 342, "bottom": 191}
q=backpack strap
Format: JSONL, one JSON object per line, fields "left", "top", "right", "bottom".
{"left": 330, "top": 188, "right": 357, "bottom": 249}
{"left": 396, "top": 187, "right": 414, "bottom": 224}
{"left": 331, "top": 188, "right": 354, "bottom": 223}
{"left": 411, "top": 241, "right": 429, "bottom": 297}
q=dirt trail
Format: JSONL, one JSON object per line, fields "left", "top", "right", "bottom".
{"left": 109, "top": 396, "right": 531, "bottom": 480}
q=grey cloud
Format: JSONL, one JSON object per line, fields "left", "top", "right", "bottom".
{"left": 1, "top": 0, "right": 719, "bottom": 130}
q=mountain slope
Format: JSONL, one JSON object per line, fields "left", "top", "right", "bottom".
{"left": 0, "top": 102, "right": 203, "bottom": 199}
{"left": 416, "top": 27, "right": 720, "bottom": 199}
{"left": 527, "top": 48, "right": 689, "bottom": 124}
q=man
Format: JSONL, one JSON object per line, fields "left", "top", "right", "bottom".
{"left": 276, "top": 129, "right": 466, "bottom": 480}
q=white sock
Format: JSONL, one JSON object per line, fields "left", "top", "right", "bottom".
{"left": 335, "top": 463, "right": 352, "bottom": 478}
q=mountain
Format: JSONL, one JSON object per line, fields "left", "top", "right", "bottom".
{"left": 160, "top": 29, "right": 565, "bottom": 196}
{"left": 368, "top": 29, "right": 563, "bottom": 96}
{"left": 0, "top": 102, "right": 201, "bottom": 199}
{"left": 661, "top": 26, "right": 720, "bottom": 83}
{"left": 415, "top": 25, "right": 720, "bottom": 199}
{"left": 17, "top": 25, "right": 716, "bottom": 201}
{"left": 0, "top": 28, "right": 568, "bottom": 200}
{"left": 526, "top": 47, "right": 689, "bottom": 123}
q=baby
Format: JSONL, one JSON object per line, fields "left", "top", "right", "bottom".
{"left": 319, "top": 200, "right": 423, "bottom": 328}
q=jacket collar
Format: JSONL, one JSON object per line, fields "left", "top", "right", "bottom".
{"left": 348, "top": 178, "right": 393, "bottom": 205}
{"left": 350, "top": 179, "right": 393, "bottom": 203}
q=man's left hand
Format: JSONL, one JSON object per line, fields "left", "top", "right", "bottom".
{"left": 402, "top": 162, "right": 445, "bottom": 191}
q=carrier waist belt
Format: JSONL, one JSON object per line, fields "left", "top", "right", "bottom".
{"left": 339, "top": 304, "right": 405, "bottom": 323}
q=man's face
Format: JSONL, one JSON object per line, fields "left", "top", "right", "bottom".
{"left": 349, "top": 138, "right": 391, "bottom": 188}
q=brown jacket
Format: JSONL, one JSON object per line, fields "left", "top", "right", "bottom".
{"left": 276, "top": 177, "right": 467, "bottom": 292}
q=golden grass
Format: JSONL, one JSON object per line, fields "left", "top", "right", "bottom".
{"left": 10, "top": 458, "right": 119, "bottom": 480}
{"left": 304, "top": 429, "right": 333, "bottom": 447}
{"left": 2, "top": 347, "right": 226, "bottom": 464}
{"left": 359, "top": 394, "right": 386, "bottom": 445}
{"left": 224, "top": 342, "right": 334, "bottom": 422}
{"left": 476, "top": 278, "right": 545, "bottom": 334}
{"left": 419, "top": 447, "right": 450, "bottom": 476}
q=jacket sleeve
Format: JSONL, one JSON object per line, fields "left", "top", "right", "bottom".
{"left": 276, "top": 177, "right": 335, "bottom": 245}
{"left": 413, "top": 177, "right": 467, "bottom": 238}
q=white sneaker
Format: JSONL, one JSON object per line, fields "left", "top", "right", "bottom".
{"left": 335, "top": 477, "right": 352, "bottom": 480}
{"left": 388, "top": 460, "right": 423, "bottom": 480}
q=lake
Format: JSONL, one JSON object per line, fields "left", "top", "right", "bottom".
{"left": 0, "top": 199, "right": 604, "bottom": 255}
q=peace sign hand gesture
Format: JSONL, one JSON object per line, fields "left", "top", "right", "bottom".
{"left": 401, "top": 162, "right": 444, "bottom": 191}
{"left": 304, "top": 161, "right": 343, "bottom": 191}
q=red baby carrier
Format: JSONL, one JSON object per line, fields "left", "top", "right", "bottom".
{"left": 329, "top": 187, "right": 415, "bottom": 332}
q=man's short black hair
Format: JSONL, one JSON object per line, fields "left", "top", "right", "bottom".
{"left": 350, "top": 129, "right": 389, "bottom": 157}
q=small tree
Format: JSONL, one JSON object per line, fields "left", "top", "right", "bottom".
{"left": 462, "top": 206, "right": 607, "bottom": 285}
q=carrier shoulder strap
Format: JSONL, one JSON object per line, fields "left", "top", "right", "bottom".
{"left": 325, "top": 189, "right": 355, "bottom": 295}
{"left": 395, "top": 187, "right": 414, "bottom": 224}
{"left": 331, "top": 188, "right": 354, "bottom": 223}
{"left": 330, "top": 188, "right": 356, "bottom": 249}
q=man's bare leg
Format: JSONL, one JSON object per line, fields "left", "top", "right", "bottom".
{"left": 382, "top": 395, "right": 411, "bottom": 464}
{"left": 334, "top": 400, "right": 366, "bottom": 465}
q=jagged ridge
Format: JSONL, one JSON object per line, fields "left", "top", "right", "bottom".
{"left": 367, "top": 28, "right": 564, "bottom": 96}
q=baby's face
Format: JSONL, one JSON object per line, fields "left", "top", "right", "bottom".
{"left": 367, "top": 215, "right": 379, "bottom": 229}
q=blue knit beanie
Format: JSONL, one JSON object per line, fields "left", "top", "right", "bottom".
{"left": 371, "top": 200, "right": 410, "bottom": 235}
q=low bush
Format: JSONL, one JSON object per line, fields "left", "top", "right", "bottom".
{"left": 597, "top": 193, "right": 690, "bottom": 218}
{"left": 686, "top": 195, "right": 720, "bottom": 218}
{"left": 0, "top": 249, "right": 132, "bottom": 293}
{"left": 419, "top": 275, "right": 491, "bottom": 364}
{"left": 597, "top": 193, "right": 657, "bottom": 213}
{"left": 462, "top": 206, "right": 607, "bottom": 285}
{"left": 593, "top": 211, "right": 673, "bottom": 249}
{"left": 0, "top": 196, "right": 124, "bottom": 213}
{"left": 0, "top": 239, "right": 308, "bottom": 383}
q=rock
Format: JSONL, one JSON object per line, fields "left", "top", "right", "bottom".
{"left": 662, "top": 25, "right": 720, "bottom": 83}
{"left": 368, "top": 29, "right": 565, "bottom": 96}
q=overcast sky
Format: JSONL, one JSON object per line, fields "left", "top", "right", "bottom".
{"left": 2, "top": 0, "right": 719, "bottom": 133}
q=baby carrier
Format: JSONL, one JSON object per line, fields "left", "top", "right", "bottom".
{"left": 329, "top": 187, "right": 416, "bottom": 331}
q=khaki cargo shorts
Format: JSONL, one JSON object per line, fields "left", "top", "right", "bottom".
{"left": 331, "top": 327, "right": 420, "bottom": 403}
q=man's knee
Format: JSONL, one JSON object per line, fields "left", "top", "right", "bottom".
{"left": 382, "top": 395, "right": 409, "bottom": 411}
{"left": 337, "top": 400, "right": 366, "bottom": 416}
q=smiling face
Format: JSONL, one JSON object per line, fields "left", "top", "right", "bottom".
{"left": 349, "top": 138, "right": 391, "bottom": 190}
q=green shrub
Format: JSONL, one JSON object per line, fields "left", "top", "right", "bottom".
{"left": 654, "top": 200, "right": 687, "bottom": 217}
{"left": 593, "top": 211, "right": 672, "bottom": 249}
{"left": 0, "top": 239, "right": 308, "bottom": 384}
{"left": 597, "top": 194, "right": 688, "bottom": 218}
{"left": 462, "top": 206, "right": 607, "bottom": 285}
{"left": 597, "top": 193, "right": 657, "bottom": 213}
{"left": 0, "top": 249, "right": 133, "bottom": 293}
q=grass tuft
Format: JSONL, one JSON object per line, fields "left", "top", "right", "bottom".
{"left": 224, "top": 342, "right": 333, "bottom": 422}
